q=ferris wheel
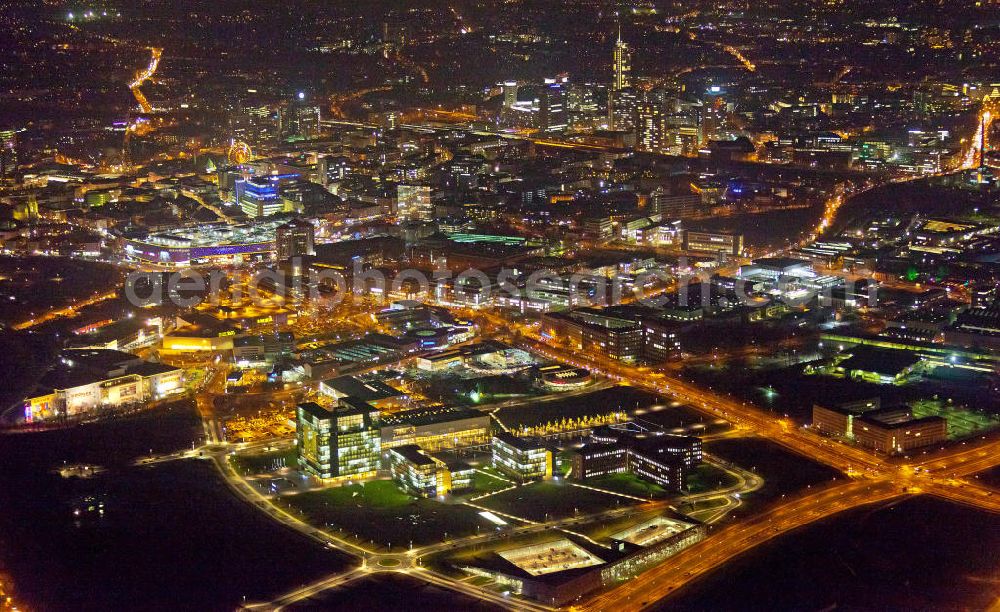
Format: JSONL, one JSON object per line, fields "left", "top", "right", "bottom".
{"left": 227, "top": 140, "right": 253, "bottom": 165}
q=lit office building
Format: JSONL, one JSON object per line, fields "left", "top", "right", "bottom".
{"left": 232, "top": 105, "right": 281, "bottom": 146}
{"left": 381, "top": 407, "right": 491, "bottom": 451}
{"left": 570, "top": 443, "right": 628, "bottom": 478}
{"left": 811, "top": 398, "right": 882, "bottom": 438}
{"left": 502, "top": 81, "right": 520, "bottom": 109}
{"left": 492, "top": 432, "right": 552, "bottom": 483}
{"left": 650, "top": 188, "right": 702, "bottom": 218}
{"left": 297, "top": 402, "right": 334, "bottom": 478}
{"left": 297, "top": 397, "right": 381, "bottom": 481}
{"left": 505, "top": 79, "right": 569, "bottom": 133}
{"left": 388, "top": 444, "right": 474, "bottom": 497}
{"left": 591, "top": 426, "right": 703, "bottom": 470}
{"left": 238, "top": 176, "right": 284, "bottom": 218}
{"left": 397, "top": 184, "right": 434, "bottom": 222}
{"left": 566, "top": 83, "right": 607, "bottom": 128}
{"left": 541, "top": 310, "right": 639, "bottom": 361}
{"left": 0, "top": 128, "right": 18, "bottom": 177}
{"left": 642, "top": 318, "right": 682, "bottom": 362}
{"left": 637, "top": 97, "right": 667, "bottom": 152}
{"left": 280, "top": 100, "right": 321, "bottom": 141}
{"left": 971, "top": 282, "right": 998, "bottom": 308}
{"left": 609, "top": 88, "right": 639, "bottom": 131}
{"left": 275, "top": 219, "right": 315, "bottom": 261}
{"left": 539, "top": 81, "right": 568, "bottom": 133}
{"left": 683, "top": 230, "right": 744, "bottom": 256}
{"left": 812, "top": 399, "right": 947, "bottom": 454}
{"left": 570, "top": 426, "right": 701, "bottom": 490}
{"left": 852, "top": 407, "right": 947, "bottom": 454}
{"left": 665, "top": 112, "right": 702, "bottom": 156}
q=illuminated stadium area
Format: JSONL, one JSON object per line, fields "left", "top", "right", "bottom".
{"left": 119, "top": 220, "right": 284, "bottom": 267}
{"left": 497, "top": 539, "right": 605, "bottom": 577}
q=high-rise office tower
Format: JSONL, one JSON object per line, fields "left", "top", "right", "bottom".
{"left": 610, "top": 88, "right": 639, "bottom": 131}
{"left": 316, "top": 155, "right": 330, "bottom": 188}
{"left": 280, "top": 95, "right": 321, "bottom": 141}
{"left": 0, "top": 129, "right": 18, "bottom": 177}
{"left": 502, "top": 81, "right": 520, "bottom": 110}
{"left": 637, "top": 95, "right": 667, "bottom": 152}
{"left": 539, "top": 82, "right": 568, "bottom": 133}
{"left": 609, "top": 23, "right": 637, "bottom": 132}
{"left": 276, "top": 219, "right": 316, "bottom": 261}
{"left": 238, "top": 176, "right": 284, "bottom": 218}
{"left": 232, "top": 105, "right": 281, "bottom": 146}
{"left": 612, "top": 23, "right": 631, "bottom": 91}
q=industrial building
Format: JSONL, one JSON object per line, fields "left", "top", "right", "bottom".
{"left": 835, "top": 346, "right": 923, "bottom": 384}
{"left": 944, "top": 305, "right": 1000, "bottom": 350}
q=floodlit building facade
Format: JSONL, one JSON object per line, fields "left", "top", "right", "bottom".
{"left": 388, "top": 444, "right": 474, "bottom": 497}
{"left": 297, "top": 397, "right": 381, "bottom": 480}
{"left": 492, "top": 432, "right": 552, "bottom": 482}
{"left": 23, "top": 349, "right": 184, "bottom": 422}
{"left": 380, "top": 407, "right": 491, "bottom": 451}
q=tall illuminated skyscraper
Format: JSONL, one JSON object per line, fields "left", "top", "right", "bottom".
{"left": 0, "top": 129, "right": 18, "bottom": 177}
{"left": 637, "top": 96, "right": 666, "bottom": 152}
{"left": 612, "top": 23, "right": 631, "bottom": 91}
{"left": 610, "top": 88, "right": 639, "bottom": 131}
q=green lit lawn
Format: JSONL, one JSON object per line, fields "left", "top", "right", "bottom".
{"left": 281, "top": 480, "right": 493, "bottom": 549}
{"left": 585, "top": 473, "right": 670, "bottom": 500}
{"left": 230, "top": 447, "right": 298, "bottom": 475}
{"left": 556, "top": 451, "right": 574, "bottom": 476}
{"left": 470, "top": 469, "right": 513, "bottom": 495}
{"left": 475, "top": 480, "right": 638, "bottom": 522}
{"left": 684, "top": 463, "right": 740, "bottom": 494}
{"left": 298, "top": 480, "right": 413, "bottom": 508}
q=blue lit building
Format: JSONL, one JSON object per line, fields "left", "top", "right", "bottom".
{"left": 238, "top": 176, "right": 284, "bottom": 218}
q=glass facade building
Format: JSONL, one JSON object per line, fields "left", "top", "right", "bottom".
{"left": 492, "top": 432, "right": 552, "bottom": 483}
{"left": 296, "top": 397, "right": 381, "bottom": 480}
{"left": 388, "top": 444, "right": 475, "bottom": 497}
